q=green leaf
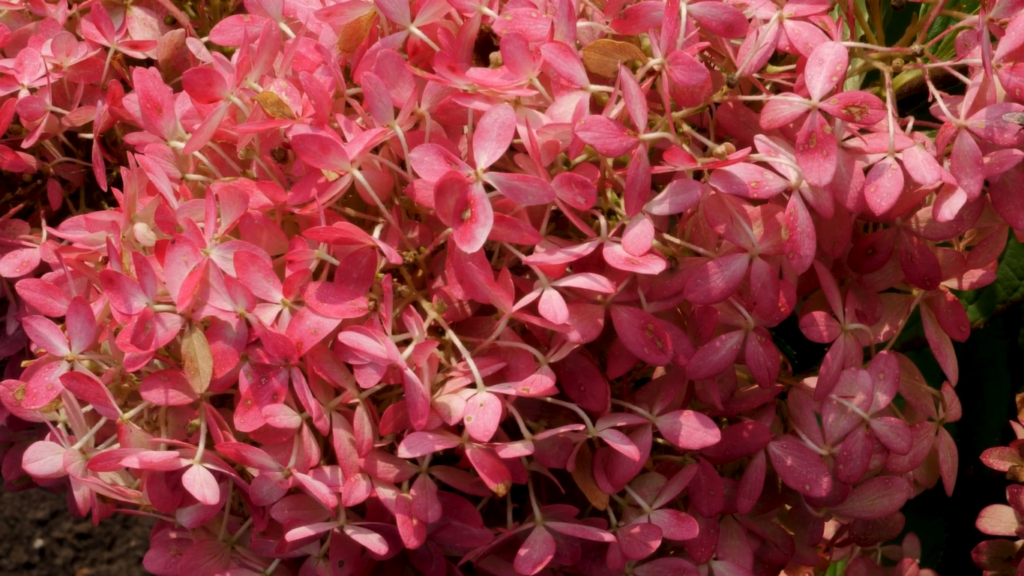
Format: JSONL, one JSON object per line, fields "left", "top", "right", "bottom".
{"left": 958, "top": 231, "right": 1024, "bottom": 326}
{"left": 882, "top": 0, "right": 916, "bottom": 46}
{"left": 825, "top": 557, "right": 849, "bottom": 576}
{"left": 922, "top": 1, "right": 979, "bottom": 59}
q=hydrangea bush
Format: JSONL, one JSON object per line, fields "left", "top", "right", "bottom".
{"left": 0, "top": 0, "right": 1020, "bottom": 573}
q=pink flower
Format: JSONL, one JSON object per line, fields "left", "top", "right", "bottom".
{"left": 0, "top": 1, "right": 1015, "bottom": 574}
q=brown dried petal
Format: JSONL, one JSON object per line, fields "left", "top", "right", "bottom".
{"left": 581, "top": 39, "right": 647, "bottom": 78}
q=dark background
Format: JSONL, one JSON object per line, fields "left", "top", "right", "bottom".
{"left": 0, "top": 486, "right": 153, "bottom": 575}
{"left": 905, "top": 305, "right": 1024, "bottom": 573}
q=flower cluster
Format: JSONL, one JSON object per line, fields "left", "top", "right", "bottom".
{"left": 974, "top": 398, "right": 1024, "bottom": 575}
{"left": 0, "top": 0, "right": 1016, "bottom": 574}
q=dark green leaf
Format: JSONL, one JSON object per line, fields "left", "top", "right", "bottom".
{"left": 922, "top": 1, "right": 979, "bottom": 59}
{"left": 882, "top": 0, "right": 915, "bottom": 46}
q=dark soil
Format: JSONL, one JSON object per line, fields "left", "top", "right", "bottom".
{"left": 0, "top": 487, "right": 154, "bottom": 575}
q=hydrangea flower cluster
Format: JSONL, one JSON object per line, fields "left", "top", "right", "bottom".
{"left": 0, "top": 0, "right": 1018, "bottom": 573}
{"left": 975, "top": 400, "right": 1024, "bottom": 575}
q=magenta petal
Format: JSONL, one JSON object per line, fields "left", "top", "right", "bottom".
{"left": 22, "top": 441, "right": 68, "bottom": 479}
{"left": 652, "top": 465, "right": 700, "bottom": 507}
{"left": 867, "top": 351, "right": 900, "bottom": 412}
{"left": 22, "top": 315, "right": 70, "bottom": 357}
{"left": 783, "top": 192, "right": 816, "bottom": 275}
{"left": 451, "top": 182, "right": 494, "bottom": 254}
{"left": 402, "top": 368, "right": 431, "bottom": 431}
{"left": 552, "top": 349, "right": 610, "bottom": 413}
{"left": 646, "top": 178, "right": 701, "bottom": 215}
{"left": 473, "top": 103, "right": 516, "bottom": 170}
{"left": 759, "top": 96, "right": 812, "bottom": 130}
{"left": 684, "top": 253, "right": 750, "bottom": 305}
{"left": 514, "top": 526, "right": 556, "bottom": 575}
{"left": 575, "top": 115, "right": 638, "bottom": 157}
{"left": 926, "top": 290, "right": 971, "bottom": 342}
{"left": 864, "top": 158, "right": 905, "bottom": 216}
{"left": 701, "top": 422, "right": 772, "bottom": 465}
{"left": 804, "top": 41, "right": 848, "bottom": 101}
{"left": 22, "top": 367, "right": 70, "bottom": 411}
{"left": 60, "top": 372, "right": 120, "bottom": 419}
{"left": 976, "top": 504, "right": 1019, "bottom": 536}
{"left": 990, "top": 165, "right": 1024, "bottom": 229}
{"left": 304, "top": 281, "right": 370, "bottom": 319}
{"left": 984, "top": 149, "right": 1024, "bottom": 177}
{"left": 687, "top": 330, "right": 745, "bottom": 381}
{"left": 795, "top": 111, "right": 838, "bottom": 187}
{"left": 620, "top": 62, "right": 648, "bottom": 129}
{"left": 464, "top": 391, "right": 503, "bottom": 442}
{"left": 540, "top": 41, "right": 590, "bottom": 87}
{"left": 920, "top": 303, "right": 958, "bottom": 386}
{"left": 743, "top": 327, "right": 779, "bottom": 389}
{"left": 490, "top": 213, "right": 543, "bottom": 245}
{"left": 602, "top": 242, "right": 667, "bottom": 275}
{"left": 622, "top": 214, "right": 655, "bottom": 256}
{"left": 766, "top": 438, "right": 832, "bottom": 497}
{"left": 932, "top": 185, "right": 967, "bottom": 222}
{"left": 901, "top": 144, "right": 942, "bottom": 186}
{"left": 597, "top": 428, "right": 641, "bottom": 461}
{"left": 780, "top": 18, "right": 827, "bottom": 57}
{"left": 139, "top": 369, "right": 198, "bottom": 407}
{"left": 830, "top": 476, "right": 909, "bottom": 520}
{"left": 815, "top": 333, "right": 862, "bottom": 401}
{"left": 484, "top": 172, "right": 556, "bottom": 206}
{"left": 546, "top": 521, "right": 615, "bottom": 542}
{"left": 737, "top": 16, "right": 780, "bottom": 77}
{"left": 182, "top": 464, "right": 220, "bottom": 505}
{"left": 666, "top": 50, "right": 712, "bottom": 107}
{"left": 737, "top": 451, "right": 766, "bottom": 514}
{"left": 610, "top": 305, "right": 673, "bottom": 366}
{"left": 647, "top": 509, "right": 699, "bottom": 541}
{"left": 818, "top": 90, "right": 886, "bottom": 125}
{"left": 396, "top": 430, "right": 462, "bottom": 458}
{"left": 822, "top": 368, "right": 872, "bottom": 444}
{"left": 280, "top": 119, "right": 369, "bottom": 170}
{"left": 799, "top": 310, "right": 841, "bottom": 343}
{"left": 538, "top": 287, "right": 569, "bottom": 325}
{"left": 552, "top": 273, "right": 616, "bottom": 293}
{"left": 617, "top": 522, "right": 662, "bottom": 560}
{"left": 395, "top": 493, "right": 427, "bottom": 549}
{"left": 98, "top": 270, "right": 149, "bottom": 315}
{"left": 967, "top": 103, "right": 1024, "bottom": 146}
{"left": 14, "top": 279, "right": 69, "bottom": 316}
{"left": 870, "top": 416, "right": 912, "bottom": 456}
{"left": 898, "top": 233, "right": 941, "bottom": 291}
{"left": 655, "top": 409, "right": 721, "bottom": 450}
{"left": 342, "top": 525, "right": 390, "bottom": 556}
{"left": 936, "top": 426, "right": 958, "bottom": 496}
{"left": 687, "top": 1, "right": 746, "bottom": 38}
{"left": 951, "top": 129, "right": 984, "bottom": 200}
{"left": 835, "top": 426, "right": 872, "bottom": 484}
{"left": 262, "top": 403, "right": 302, "bottom": 431}
{"left": 552, "top": 171, "right": 598, "bottom": 210}
{"left": 624, "top": 146, "right": 652, "bottom": 217}
{"left": 710, "top": 163, "right": 789, "bottom": 199}
{"left": 847, "top": 228, "right": 897, "bottom": 275}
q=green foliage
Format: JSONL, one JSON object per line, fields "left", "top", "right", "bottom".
{"left": 923, "top": 0, "right": 980, "bottom": 59}
{"left": 825, "top": 558, "right": 849, "bottom": 576}
{"left": 881, "top": 0, "right": 916, "bottom": 46}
